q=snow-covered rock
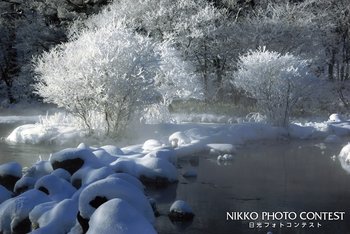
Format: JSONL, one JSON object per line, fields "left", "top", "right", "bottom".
{"left": 34, "top": 174, "right": 76, "bottom": 201}
{"left": 0, "top": 189, "right": 50, "bottom": 234}
{"left": 100, "top": 145, "right": 124, "bottom": 155}
{"left": 168, "top": 200, "right": 194, "bottom": 221}
{"left": 14, "top": 177, "right": 36, "bottom": 195}
{"left": 339, "top": 143, "right": 350, "bottom": 162}
{"left": 71, "top": 166, "right": 114, "bottom": 189}
{"left": 23, "top": 160, "right": 53, "bottom": 179}
{"left": 328, "top": 113, "right": 343, "bottom": 122}
{"left": 87, "top": 198, "right": 157, "bottom": 234}
{"left": 111, "top": 156, "right": 178, "bottom": 186}
{"left": 78, "top": 177, "right": 154, "bottom": 226}
{"left": 169, "top": 131, "right": 191, "bottom": 147}
{"left": 217, "top": 154, "right": 234, "bottom": 161}
{"left": 50, "top": 148, "right": 103, "bottom": 175}
{"left": 142, "top": 139, "right": 164, "bottom": 152}
{"left": 0, "top": 162, "right": 22, "bottom": 191}
{"left": 30, "top": 199, "right": 78, "bottom": 234}
{"left": 6, "top": 124, "right": 83, "bottom": 145}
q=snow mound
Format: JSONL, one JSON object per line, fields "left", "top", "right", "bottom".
{"left": 6, "top": 124, "right": 83, "bottom": 144}
{"left": 71, "top": 166, "right": 114, "bottom": 188}
{"left": 30, "top": 199, "right": 78, "bottom": 234}
{"left": 328, "top": 113, "right": 343, "bottom": 122}
{"left": 34, "top": 174, "right": 76, "bottom": 201}
{"left": 111, "top": 156, "right": 178, "bottom": 185}
{"left": 50, "top": 148, "right": 103, "bottom": 175}
{"left": 169, "top": 200, "right": 194, "bottom": 221}
{"left": 142, "top": 139, "right": 164, "bottom": 152}
{"left": 87, "top": 198, "right": 156, "bottom": 234}
{"left": 339, "top": 143, "right": 350, "bottom": 162}
{"left": 0, "top": 162, "right": 22, "bottom": 178}
{"left": 0, "top": 162, "right": 22, "bottom": 191}
{"left": 23, "top": 160, "right": 53, "bottom": 179}
{"left": 0, "top": 189, "right": 50, "bottom": 233}
{"left": 100, "top": 145, "right": 124, "bottom": 155}
{"left": 78, "top": 177, "right": 154, "bottom": 223}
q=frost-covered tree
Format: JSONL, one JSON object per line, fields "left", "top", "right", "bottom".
{"left": 75, "top": 0, "right": 231, "bottom": 101}
{"left": 232, "top": 48, "right": 316, "bottom": 126}
{"left": 34, "top": 22, "right": 201, "bottom": 136}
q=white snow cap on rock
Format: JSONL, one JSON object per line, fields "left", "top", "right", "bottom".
{"left": 0, "top": 189, "right": 50, "bottom": 233}
{"left": 0, "top": 162, "right": 22, "bottom": 178}
{"left": 30, "top": 199, "right": 78, "bottom": 234}
{"left": 87, "top": 198, "right": 156, "bottom": 234}
{"left": 170, "top": 200, "right": 193, "bottom": 214}
{"left": 78, "top": 177, "right": 154, "bottom": 223}
{"left": 328, "top": 113, "right": 343, "bottom": 122}
{"left": 339, "top": 143, "right": 350, "bottom": 161}
{"left": 142, "top": 139, "right": 164, "bottom": 152}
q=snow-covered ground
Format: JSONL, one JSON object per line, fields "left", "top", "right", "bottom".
{"left": 1, "top": 113, "right": 350, "bottom": 233}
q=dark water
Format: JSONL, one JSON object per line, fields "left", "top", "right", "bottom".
{"left": 152, "top": 140, "right": 350, "bottom": 234}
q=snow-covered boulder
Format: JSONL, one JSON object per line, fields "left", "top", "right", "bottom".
{"left": 142, "top": 139, "right": 164, "bottom": 152}
{"left": 23, "top": 160, "right": 53, "bottom": 180}
{"left": 168, "top": 200, "right": 194, "bottom": 221}
{"left": 339, "top": 143, "right": 350, "bottom": 162}
{"left": 78, "top": 177, "right": 154, "bottom": 232}
{"left": 169, "top": 131, "right": 191, "bottom": 147}
{"left": 34, "top": 174, "right": 76, "bottom": 201}
{"left": 30, "top": 199, "right": 78, "bottom": 234}
{"left": 50, "top": 148, "right": 103, "bottom": 175}
{"left": 328, "top": 113, "right": 344, "bottom": 122}
{"left": 217, "top": 154, "right": 234, "bottom": 161}
{"left": 87, "top": 198, "right": 156, "bottom": 234}
{"left": 0, "top": 162, "right": 22, "bottom": 191}
{"left": 6, "top": 124, "right": 82, "bottom": 145}
{"left": 14, "top": 176, "right": 36, "bottom": 195}
{"left": 111, "top": 157, "right": 178, "bottom": 187}
{"left": 144, "top": 149, "right": 177, "bottom": 165}
{"left": 51, "top": 169, "right": 71, "bottom": 182}
{"left": 107, "top": 173, "right": 144, "bottom": 191}
{"left": 92, "top": 149, "right": 118, "bottom": 165}
{"left": 100, "top": 145, "right": 124, "bottom": 155}
{"left": 71, "top": 166, "right": 114, "bottom": 189}
{"left": 0, "top": 189, "right": 50, "bottom": 234}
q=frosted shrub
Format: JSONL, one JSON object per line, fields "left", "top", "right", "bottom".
{"left": 34, "top": 21, "right": 201, "bottom": 137}
{"left": 233, "top": 48, "right": 315, "bottom": 127}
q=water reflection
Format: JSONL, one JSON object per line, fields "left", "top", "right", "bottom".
{"left": 155, "top": 140, "right": 350, "bottom": 234}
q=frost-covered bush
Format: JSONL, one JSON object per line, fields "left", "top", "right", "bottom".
{"left": 34, "top": 20, "right": 201, "bottom": 137}
{"left": 232, "top": 48, "right": 316, "bottom": 126}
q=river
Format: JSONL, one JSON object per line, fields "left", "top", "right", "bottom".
{"left": 1, "top": 120, "right": 350, "bottom": 233}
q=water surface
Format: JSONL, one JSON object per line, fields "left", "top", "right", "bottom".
{"left": 153, "top": 140, "right": 350, "bottom": 234}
